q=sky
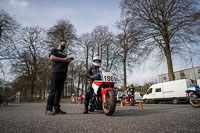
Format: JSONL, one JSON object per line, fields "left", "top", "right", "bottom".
{"left": 0, "top": 0, "right": 121, "bottom": 35}
{"left": 0, "top": 0, "right": 200, "bottom": 85}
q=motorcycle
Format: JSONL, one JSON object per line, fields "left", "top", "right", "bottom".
{"left": 186, "top": 86, "right": 200, "bottom": 108}
{"left": 121, "top": 91, "right": 135, "bottom": 106}
{"left": 88, "top": 70, "right": 116, "bottom": 116}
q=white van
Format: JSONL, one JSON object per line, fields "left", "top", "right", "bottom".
{"left": 143, "top": 79, "right": 193, "bottom": 104}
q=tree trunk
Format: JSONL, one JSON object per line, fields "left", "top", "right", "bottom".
{"left": 97, "top": 45, "right": 100, "bottom": 56}
{"left": 92, "top": 47, "right": 94, "bottom": 60}
{"left": 81, "top": 77, "right": 84, "bottom": 94}
{"left": 65, "top": 80, "right": 68, "bottom": 97}
{"left": 164, "top": 45, "right": 175, "bottom": 81}
{"left": 86, "top": 46, "right": 89, "bottom": 71}
{"left": 106, "top": 44, "right": 109, "bottom": 70}
{"left": 30, "top": 75, "right": 35, "bottom": 101}
{"left": 100, "top": 45, "right": 103, "bottom": 60}
{"left": 77, "top": 71, "right": 81, "bottom": 96}
{"left": 123, "top": 56, "right": 127, "bottom": 90}
{"left": 85, "top": 46, "right": 89, "bottom": 93}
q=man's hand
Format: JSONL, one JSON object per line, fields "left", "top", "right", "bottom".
{"left": 90, "top": 74, "right": 98, "bottom": 80}
{"left": 64, "top": 57, "right": 73, "bottom": 62}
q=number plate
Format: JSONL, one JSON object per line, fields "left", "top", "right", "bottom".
{"left": 102, "top": 72, "right": 115, "bottom": 82}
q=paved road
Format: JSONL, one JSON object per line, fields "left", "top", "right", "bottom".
{"left": 0, "top": 103, "right": 200, "bottom": 133}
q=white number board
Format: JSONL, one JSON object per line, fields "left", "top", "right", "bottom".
{"left": 102, "top": 72, "right": 115, "bottom": 82}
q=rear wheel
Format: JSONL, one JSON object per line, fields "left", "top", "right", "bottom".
{"left": 172, "top": 98, "right": 179, "bottom": 104}
{"left": 102, "top": 91, "right": 116, "bottom": 116}
{"left": 189, "top": 93, "right": 200, "bottom": 108}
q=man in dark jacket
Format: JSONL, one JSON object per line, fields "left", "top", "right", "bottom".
{"left": 83, "top": 56, "right": 101, "bottom": 114}
{"left": 46, "top": 40, "right": 73, "bottom": 115}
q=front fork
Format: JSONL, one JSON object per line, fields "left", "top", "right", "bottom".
{"left": 101, "top": 87, "right": 114, "bottom": 103}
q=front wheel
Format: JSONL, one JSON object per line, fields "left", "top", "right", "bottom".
{"left": 189, "top": 93, "right": 200, "bottom": 108}
{"left": 102, "top": 91, "right": 116, "bottom": 116}
{"left": 144, "top": 99, "right": 148, "bottom": 104}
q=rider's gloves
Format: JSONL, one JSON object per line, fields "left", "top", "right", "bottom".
{"left": 90, "top": 74, "right": 98, "bottom": 80}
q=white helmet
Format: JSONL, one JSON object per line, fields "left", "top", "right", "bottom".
{"left": 93, "top": 56, "right": 101, "bottom": 67}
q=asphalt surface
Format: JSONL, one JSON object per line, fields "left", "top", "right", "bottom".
{"left": 0, "top": 103, "right": 200, "bottom": 133}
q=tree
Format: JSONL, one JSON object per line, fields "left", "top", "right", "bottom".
{"left": 0, "top": 10, "right": 19, "bottom": 72}
{"left": 47, "top": 19, "right": 77, "bottom": 55}
{"left": 116, "top": 18, "right": 142, "bottom": 90}
{"left": 91, "top": 25, "right": 119, "bottom": 71}
{"left": 120, "top": 0, "right": 200, "bottom": 81}
{"left": 77, "top": 33, "right": 93, "bottom": 93}
{"left": 12, "top": 26, "right": 46, "bottom": 101}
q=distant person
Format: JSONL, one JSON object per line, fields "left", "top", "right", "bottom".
{"left": 71, "top": 93, "right": 75, "bottom": 103}
{"left": 46, "top": 40, "right": 74, "bottom": 115}
{"left": 127, "top": 84, "right": 135, "bottom": 95}
{"left": 80, "top": 93, "right": 84, "bottom": 103}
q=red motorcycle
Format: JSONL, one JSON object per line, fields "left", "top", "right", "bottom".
{"left": 121, "top": 91, "right": 135, "bottom": 106}
{"left": 88, "top": 71, "right": 116, "bottom": 116}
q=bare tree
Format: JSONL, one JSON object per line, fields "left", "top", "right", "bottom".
{"left": 91, "top": 25, "right": 120, "bottom": 71}
{"left": 77, "top": 33, "right": 93, "bottom": 93}
{"left": 47, "top": 19, "right": 77, "bottom": 55}
{"left": 116, "top": 18, "right": 142, "bottom": 90}
{"left": 12, "top": 26, "right": 46, "bottom": 101}
{"left": 0, "top": 10, "right": 19, "bottom": 72}
{"left": 120, "top": 0, "right": 200, "bottom": 81}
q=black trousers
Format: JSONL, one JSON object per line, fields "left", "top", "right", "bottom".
{"left": 46, "top": 72, "right": 66, "bottom": 111}
{"left": 85, "top": 80, "right": 93, "bottom": 106}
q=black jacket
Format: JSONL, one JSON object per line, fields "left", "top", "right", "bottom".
{"left": 86, "top": 65, "right": 100, "bottom": 82}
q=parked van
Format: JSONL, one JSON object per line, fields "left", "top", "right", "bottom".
{"left": 143, "top": 79, "right": 194, "bottom": 104}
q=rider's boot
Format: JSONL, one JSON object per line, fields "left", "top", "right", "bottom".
{"left": 83, "top": 103, "right": 88, "bottom": 114}
{"left": 83, "top": 101, "right": 88, "bottom": 114}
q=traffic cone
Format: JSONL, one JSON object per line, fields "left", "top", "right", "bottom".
{"left": 120, "top": 101, "right": 123, "bottom": 107}
{"left": 138, "top": 101, "right": 143, "bottom": 110}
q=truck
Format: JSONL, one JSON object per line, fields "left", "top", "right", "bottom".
{"left": 143, "top": 79, "right": 194, "bottom": 104}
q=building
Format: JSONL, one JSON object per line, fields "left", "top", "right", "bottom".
{"left": 158, "top": 66, "right": 200, "bottom": 83}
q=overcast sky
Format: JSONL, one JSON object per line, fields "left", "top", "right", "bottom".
{"left": 0, "top": 0, "right": 200, "bottom": 85}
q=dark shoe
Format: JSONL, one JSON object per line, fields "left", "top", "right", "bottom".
{"left": 46, "top": 110, "right": 56, "bottom": 115}
{"left": 83, "top": 107, "right": 88, "bottom": 114}
{"left": 56, "top": 109, "right": 66, "bottom": 114}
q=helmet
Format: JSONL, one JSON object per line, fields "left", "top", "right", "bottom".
{"left": 93, "top": 56, "right": 101, "bottom": 67}
{"left": 129, "top": 84, "right": 134, "bottom": 88}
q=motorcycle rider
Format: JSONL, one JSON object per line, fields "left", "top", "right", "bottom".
{"left": 83, "top": 56, "right": 101, "bottom": 114}
{"left": 127, "top": 84, "right": 135, "bottom": 95}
